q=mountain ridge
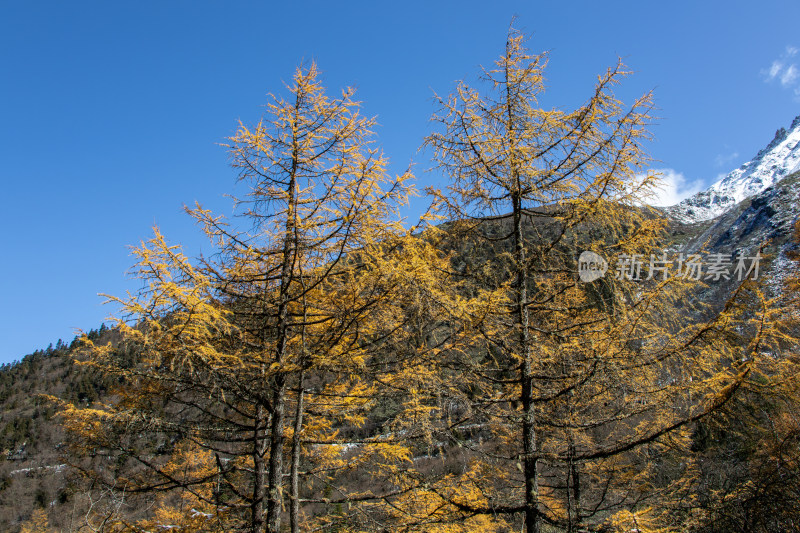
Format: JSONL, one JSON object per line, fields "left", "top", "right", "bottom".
{"left": 665, "top": 114, "right": 800, "bottom": 223}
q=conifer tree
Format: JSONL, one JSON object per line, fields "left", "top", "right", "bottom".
{"left": 58, "top": 62, "right": 422, "bottom": 533}
{"left": 422, "top": 27, "right": 781, "bottom": 533}
{"left": 51, "top": 35, "right": 794, "bottom": 533}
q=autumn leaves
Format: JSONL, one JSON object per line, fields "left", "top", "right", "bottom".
{"left": 57, "top": 29, "right": 798, "bottom": 533}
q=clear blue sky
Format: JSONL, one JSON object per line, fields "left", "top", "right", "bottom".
{"left": 1, "top": 1, "right": 799, "bottom": 363}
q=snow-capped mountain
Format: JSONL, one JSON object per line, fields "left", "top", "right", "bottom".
{"left": 666, "top": 115, "right": 800, "bottom": 223}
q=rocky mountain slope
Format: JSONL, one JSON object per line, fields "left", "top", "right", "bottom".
{"left": 666, "top": 115, "right": 800, "bottom": 224}
{"left": 660, "top": 116, "right": 800, "bottom": 301}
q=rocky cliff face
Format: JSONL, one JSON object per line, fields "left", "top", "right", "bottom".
{"left": 666, "top": 115, "right": 800, "bottom": 224}
{"left": 660, "top": 116, "right": 800, "bottom": 301}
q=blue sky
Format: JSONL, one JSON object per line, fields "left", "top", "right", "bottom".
{"left": 1, "top": 1, "right": 799, "bottom": 363}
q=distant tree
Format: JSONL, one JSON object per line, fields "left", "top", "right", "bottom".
{"left": 19, "top": 508, "right": 50, "bottom": 533}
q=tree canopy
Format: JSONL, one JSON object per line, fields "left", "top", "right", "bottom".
{"left": 52, "top": 28, "right": 800, "bottom": 533}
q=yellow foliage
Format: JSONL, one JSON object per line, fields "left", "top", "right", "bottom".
{"left": 52, "top": 26, "right": 798, "bottom": 533}
{"left": 19, "top": 509, "right": 51, "bottom": 533}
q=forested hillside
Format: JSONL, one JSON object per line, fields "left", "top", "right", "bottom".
{"left": 0, "top": 326, "right": 118, "bottom": 532}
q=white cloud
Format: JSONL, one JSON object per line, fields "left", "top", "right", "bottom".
{"left": 781, "top": 64, "right": 799, "bottom": 86}
{"left": 763, "top": 46, "right": 800, "bottom": 94}
{"left": 645, "top": 168, "right": 705, "bottom": 207}
{"left": 714, "top": 151, "right": 739, "bottom": 167}
{"left": 767, "top": 60, "right": 783, "bottom": 81}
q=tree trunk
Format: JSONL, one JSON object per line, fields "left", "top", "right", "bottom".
{"left": 265, "top": 123, "right": 299, "bottom": 533}
{"left": 513, "top": 193, "right": 539, "bottom": 533}
{"left": 266, "top": 380, "right": 287, "bottom": 533}
{"left": 566, "top": 438, "right": 580, "bottom": 532}
{"left": 252, "top": 403, "right": 268, "bottom": 532}
{"left": 290, "top": 369, "right": 305, "bottom": 533}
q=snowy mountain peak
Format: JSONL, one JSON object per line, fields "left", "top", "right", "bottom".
{"left": 666, "top": 114, "right": 800, "bottom": 223}
{"left": 758, "top": 127, "right": 788, "bottom": 157}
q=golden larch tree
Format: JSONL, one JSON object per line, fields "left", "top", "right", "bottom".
{"left": 422, "top": 27, "right": 782, "bottom": 533}
{"left": 59, "top": 62, "right": 424, "bottom": 533}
